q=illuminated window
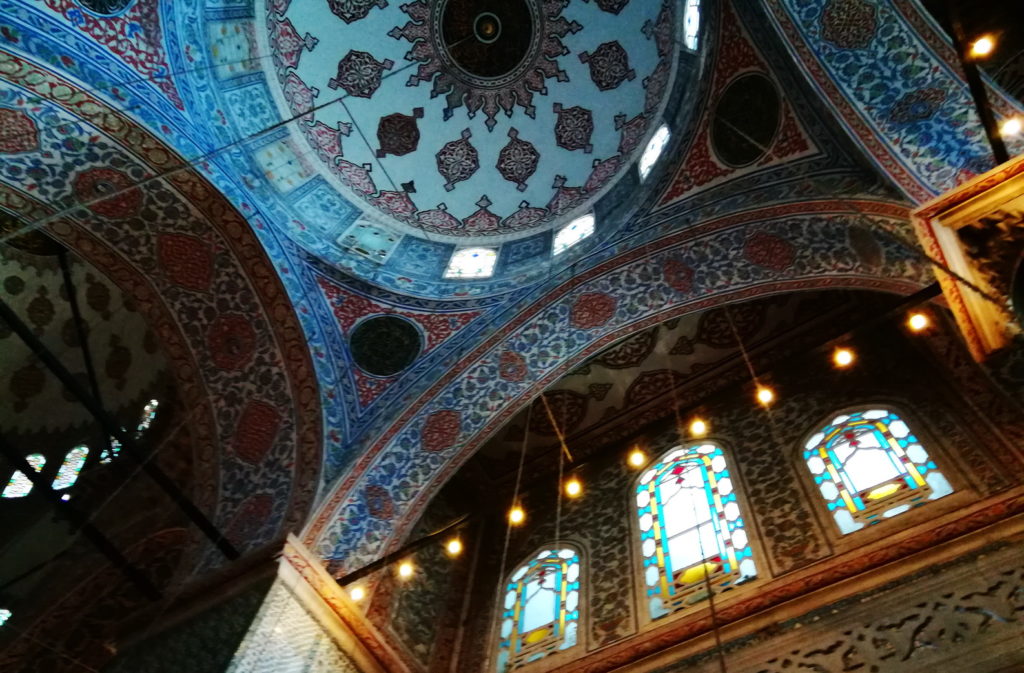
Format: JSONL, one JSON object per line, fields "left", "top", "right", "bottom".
{"left": 102, "top": 399, "right": 160, "bottom": 464}
{"left": 52, "top": 446, "right": 89, "bottom": 490}
{"left": 638, "top": 124, "right": 670, "bottom": 181}
{"left": 683, "top": 0, "right": 701, "bottom": 51}
{"left": 635, "top": 443, "right": 756, "bottom": 621}
{"left": 553, "top": 214, "right": 595, "bottom": 255}
{"left": 0, "top": 608, "right": 10, "bottom": 627}
{"left": 804, "top": 408, "right": 953, "bottom": 534}
{"left": 496, "top": 548, "right": 581, "bottom": 672}
{"left": 444, "top": 247, "right": 497, "bottom": 279}
{"left": 2, "top": 454, "right": 46, "bottom": 499}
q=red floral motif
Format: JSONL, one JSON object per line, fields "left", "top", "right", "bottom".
{"left": 416, "top": 207, "right": 462, "bottom": 233}
{"left": 421, "top": 410, "right": 460, "bottom": 453}
{"left": 463, "top": 206, "right": 501, "bottom": 233}
{"left": 233, "top": 400, "right": 282, "bottom": 465}
{"left": 72, "top": 168, "right": 142, "bottom": 219}
{"left": 0, "top": 108, "right": 38, "bottom": 154}
{"left": 304, "top": 120, "right": 351, "bottom": 161}
{"left": 227, "top": 493, "right": 274, "bottom": 544}
{"left": 663, "top": 258, "right": 694, "bottom": 293}
{"left": 271, "top": 17, "right": 318, "bottom": 72}
{"left": 744, "top": 231, "right": 795, "bottom": 272}
{"left": 369, "top": 190, "right": 416, "bottom": 222}
{"left": 585, "top": 156, "right": 621, "bottom": 193}
{"left": 363, "top": 484, "right": 394, "bottom": 520}
{"left": 283, "top": 72, "right": 318, "bottom": 122}
{"left": 499, "top": 350, "right": 527, "bottom": 382}
{"left": 157, "top": 233, "right": 213, "bottom": 292}
{"left": 571, "top": 293, "right": 617, "bottom": 329}
{"left": 207, "top": 313, "right": 257, "bottom": 370}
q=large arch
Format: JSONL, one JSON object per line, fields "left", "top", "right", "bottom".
{"left": 303, "top": 199, "right": 934, "bottom": 571}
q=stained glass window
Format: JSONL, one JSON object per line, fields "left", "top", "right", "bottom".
{"left": 444, "top": 247, "right": 498, "bottom": 279}
{"left": 804, "top": 408, "right": 953, "bottom": 534}
{"left": 553, "top": 214, "right": 595, "bottom": 255}
{"left": 496, "top": 548, "right": 581, "bottom": 672}
{"left": 0, "top": 608, "right": 10, "bottom": 627}
{"left": 683, "top": 0, "right": 701, "bottom": 51}
{"left": 636, "top": 443, "right": 756, "bottom": 620}
{"left": 638, "top": 125, "right": 670, "bottom": 181}
{"left": 52, "top": 446, "right": 89, "bottom": 490}
{"left": 2, "top": 454, "right": 46, "bottom": 499}
{"left": 102, "top": 399, "right": 160, "bottom": 464}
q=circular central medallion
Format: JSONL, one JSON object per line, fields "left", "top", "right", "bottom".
{"left": 440, "top": 0, "right": 536, "bottom": 82}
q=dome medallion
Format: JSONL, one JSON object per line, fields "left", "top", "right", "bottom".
{"left": 260, "top": 0, "right": 677, "bottom": 241}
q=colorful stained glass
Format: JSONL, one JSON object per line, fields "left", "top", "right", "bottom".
{"left": 553, "top": 214, "right": 595, "bottom": 255}
{"left": 804, "top": 408, "right": 953, "bottom": 534}
{"left": 639, "top": 124, "right": 671, "bottom": 181}
{"left": 101, "top": 399, "right": 160, "bottom": 464}
{"left": 444, "top": 247, "right": 498, "bottom": 279}
{"left": 496, "top": 548, "right": 581, "bottom": 672}
{"left": 636, "top": 444, "right": 756, "bottom": 620}
{"left": 2, "top": 454, "right": 46, "bottom": 498}
{"left": 0, "top": 608, "right": 10, "bottom": 627}
{"left": 52, "top": 446, "right": 89, "bottom": 490}
{"left": 683, "top": 0, "right": 701, "bottom": 50}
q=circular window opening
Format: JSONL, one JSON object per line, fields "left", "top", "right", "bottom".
{"left": 350, "top": 315, "right": 423, "bottom": 377}
{"left": 711, "top": 73, "right": 781, "bottom": 168}
{"left": 440, "top": 0, "right": 534, "bottom": 80}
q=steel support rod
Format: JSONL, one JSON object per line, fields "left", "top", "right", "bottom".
{"left": 0, "top": 434, "right": 161, "bottom": 601}
{"left": 0, "top": 297, "right": 240, "bottom": 560}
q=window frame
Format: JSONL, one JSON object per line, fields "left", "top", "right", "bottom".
{"left": 490, "top": 542, "right": 588, "bottom": 673}
{"left": 629, "top": 439, "right": 764, "bottom": 627}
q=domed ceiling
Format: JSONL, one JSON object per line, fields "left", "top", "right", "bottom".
{"left": 257, "top": 0, "right": 675, "bottom": 240}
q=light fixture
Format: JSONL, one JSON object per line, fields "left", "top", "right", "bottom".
{"left": 446, "top": 538, "right": 463, "bottom": 556}
{"left": 565, "top": 477, "right": 583, "bottom": 498}
{"left": 1000, "top": 117, "right": 1022, "bottom": 137}
{"left": 628, "top": 448, "right": 646, "bottom": 467}
{"left": 907, "top": 311, "right": 930, "bottom": 332}
{"left": 756, "top": 386, "right": 775, "bottom": 406}
{"left": 689, "top": 418, "right": 708, "bottom": 437}
{"left": 349, "top": 586, "right": 366, "bottom": 601}
{"left": 970, "top": 35, "right": 995, "bottom": 58}
{"left": 508, "top": 506, "right": 525, "bottom": 525}
{"left": 398, "top": 560, "right": 415, "bottom": 579}
{"left": 833, "top": 347, "right": 855, "bottom": 368}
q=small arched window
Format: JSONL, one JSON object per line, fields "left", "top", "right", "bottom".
{"left": 2, "top": 454, "right": 46, "bottom": 499}
{"left": 803, "top": 408, "right": 953, "bottom": 534}
{"left": 496, "top": 547, "right": 581, "bottom": 672}
{"left": 52, "top": 446, "right": 89, "bottom": 490}
{"left": 635, "top": 443, "right": 757, "bottom": 621}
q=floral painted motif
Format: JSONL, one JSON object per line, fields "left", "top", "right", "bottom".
{"left": 436, "top": 129, "right": 479, "bottom": 192}
{"left": 579, "top": 41, "right": 635, "bottom": 91}
{"left": 328, "top": 50, "right": 393, "bottom": 98}
{"left": 744, "top": 231, "right": 796, "bottom": 272}
{"left": 376, "top": 108, "right": 423, "bottom": 157}
{"left": 0, "top": 108, "right": 38, "bottom": 154}
{"left": 820, "top": 0, "right": 877, "bottom": 50}
{"left": 327, "top": 0, "right": 388, "bottom": 24}
{"left": 554, "top": 104, "right": 594, "bottom": 153}
{"left": 71, "top": 168, "right": 142, "bottom": 219}
{"left": 496, "top": 129, "right": 540, "bottom": 192}
{"left": 570, "top": 292, "right": 617, "bottom": 329}
{"left": 421, "top": 410, "right": 461, "bottom": 453}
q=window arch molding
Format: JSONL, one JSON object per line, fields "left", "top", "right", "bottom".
{"left": 491, "top": 542, "right": 587, "bottom": 673}
{"left": 796, "top": 402, "right": 964, "bottom": 540}
{"left": 629, "top": 439, "right": 762, "bottom": 625}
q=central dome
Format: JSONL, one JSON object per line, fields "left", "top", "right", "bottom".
{"left": 258, "top": 0, "right": 677, "bottom": 241}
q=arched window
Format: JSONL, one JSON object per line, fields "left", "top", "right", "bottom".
{"left": 444, "top": 247, "right": 498, "bottom": 279}
{"left": 683, "top": 0, "right": 701, "bottom": 51}
{"left": 803, "top": 408, "right": 953, "bottom": 534}
{"left": 52, "top": 446, "right": 89, "bottom": 490}
{"left": 635, "top": 443, "right": 756, "bottom": 620}
{"left": 496, "top": 547, "right": 581, "bottom": 672}
{"left": 2, "top": 454, "right": 46, "bottom": 499}
{"left": 638, "top": 124, "right": 670, "bottom": 181}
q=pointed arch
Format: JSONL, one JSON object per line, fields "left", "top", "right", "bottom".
{"left": 634, "top": 442, "right": 757, "bottom": 621}
{"left": 2, "top": 454, "right": 46, "bottom": 498}
{"left": 52, "top": 446, "right": 89, "bottom": 491}
{"left": 802, "top": 406, "right": 954, "bottom": 534}
{"left": 495, "top": 546, "right": 582, "bottom": 672}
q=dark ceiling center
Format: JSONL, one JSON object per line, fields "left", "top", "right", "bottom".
{"left": 711, "top": 73, "right": 782, "bottom": 167}
{"left": 441, "top": 0, "right": 533, "bottom": 79}
{"left": 349, "top": 315, "right": 423, "bottom": 377}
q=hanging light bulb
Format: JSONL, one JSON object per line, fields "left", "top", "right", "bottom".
{"left": 398, "top": 560, "right": 415, "bottom": 579}
{"left": 628, "top": 447, "right": 646, "bottom": 468}
{"left": 349, "top": 586, "right": 366, "bottom": 602}
{"left": 565, "top": 477, "right": 582, "bottom": 498}
{"left": 756, "top": 386, "right": 775, "bottom": 406}
{"left": 689, "top": 418, "right": 708, "bottom": 437}
{"left": 970, "top": 35, "right": 995, "bottom": 58}
{"left": 445, "top": 537, "right": 463, "bottom": 556}
{"left": 508, "top": 505, "right": 526, "bottom": 525}
{"left": 1000, "top": 117, "right": 1022, "bottom": 137}
{"left": 833, "top": 347, "right": 855, "bottom": 368}
{"left": 907, "top": 311, "right": 930, "bottom": 332}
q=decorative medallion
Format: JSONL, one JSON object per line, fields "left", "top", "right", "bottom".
{"left": 696, "top": 304, "right": 766, "bottom": 349}
{"left": 436, "top": 129, "right": 480, "bottom": 191}
{"left": 232, "top": 400, "right": 282, "bottom": 465}
{"left": 711, "top": 73, "right": 781, "bottom": 167}
{"left": 582, "top": 0, "right": 629, "bottom": 15}
{"left": 207, "top": 313, "right": 257, "bottom": 371}
{"left": 349, "top": 315, "right": 422, "bottom": 376}
{"left": 593, "top": 327, "right": 657, "bottom": 369}
{"left": 553, "top": 103, "right": 594, "bottom": 153}
{"left": 743, "top": 231, "right": 795, "bottom": 273}
{"left": 499, "top": 350, "right": 528, "bottom": 381}
{"left": 0, "top": 108, "right": 38, "bottom": 154}
{"left": 820, "top": 0, "right": 877, "bottom": 50}
{"left": 570, "top": 292, "right": 617, "bottom": 329}
{"left": 889, "top": 88, "right": 946, "bottom": 124}
{"left": 421, "top": 409, "right": 461, "bottom": 452}
{"left": 463, "top": 196, "right": 502, "bottom": 232}
{"left": 157, "top": 233, "right": 214, "bottom": 292}
{"left": 376, "top": 108, "right": 423, "bottom": 158}
{"left": 663, "top": 257, "right": 694, "bottom": 294}
{"left": 329, "top": 50, "right": 394, "bottom": 98}
{"left": 71, "top": 168, "right": 142, "bottom": 219}
{"left": 363, "top": 485, "right": 395, "bottom": 520}
{"left": 496, "top": 128, "right": 540, "bottom": 191}
{"left": 579, "top": 41, "right": 635, "bottom": 91}
{"left": 327, "top": 0, "right": 388, "bottom": 24}
{"left": 272, "top": 18, "right": 318, "bottom": 73}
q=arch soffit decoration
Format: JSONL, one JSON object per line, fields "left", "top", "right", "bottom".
{"left": 305, "top": 198, "right": 935, "bottom": 573}
{"left": 0, "top": 50, "right": 322, "bottom": 563}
